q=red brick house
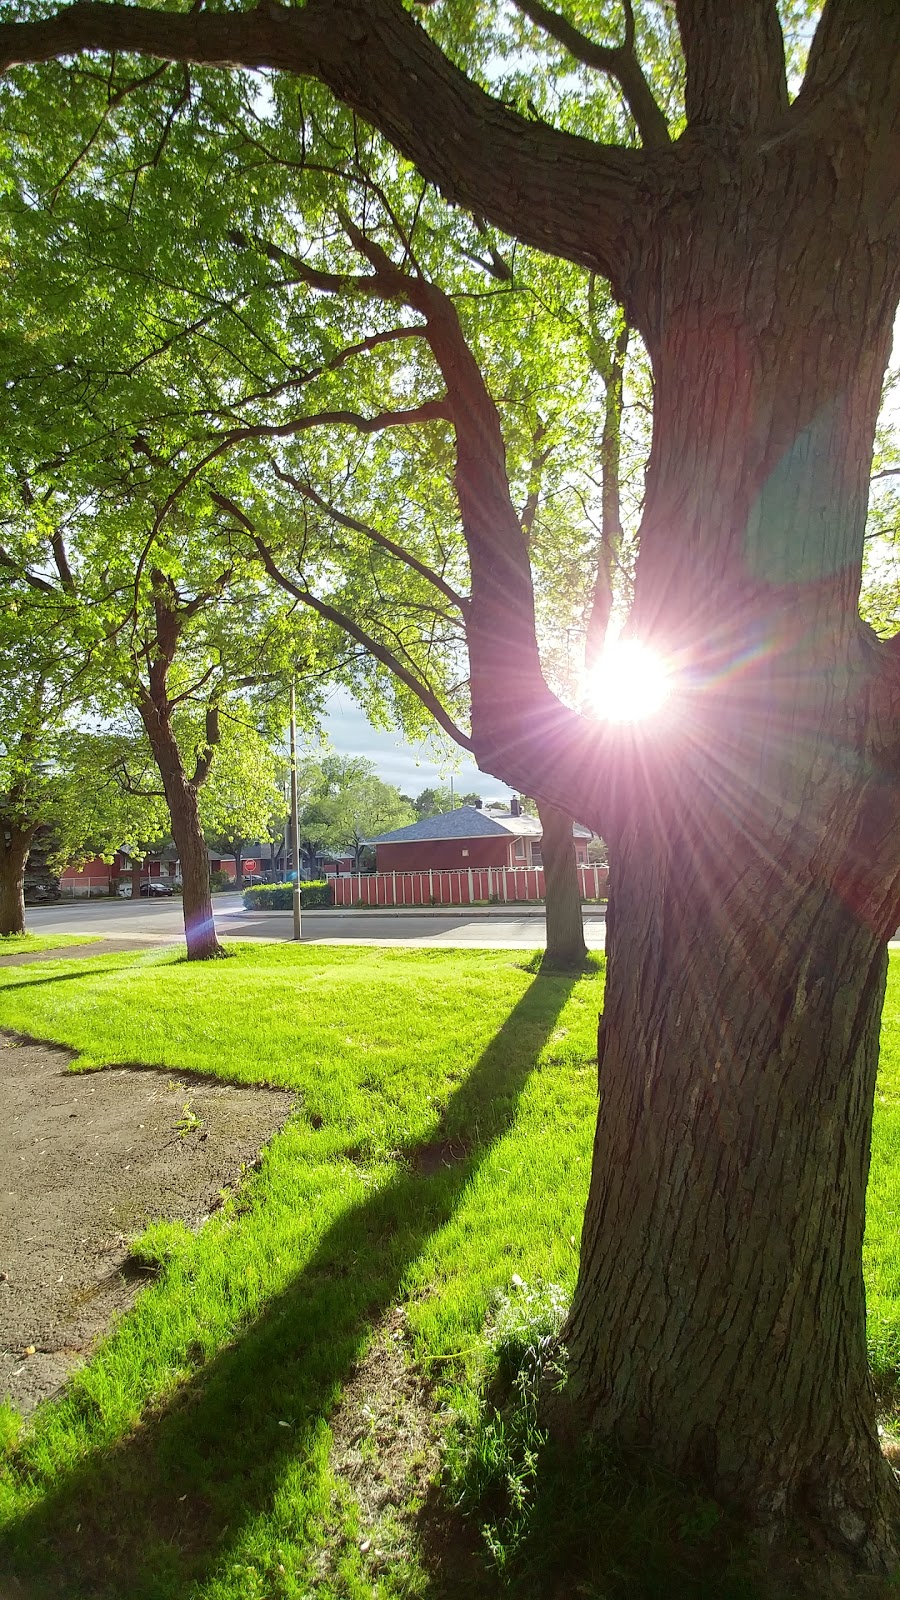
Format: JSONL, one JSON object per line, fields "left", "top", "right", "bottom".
{"left": 370, "top": 802, "right": 591, "bottom": 872}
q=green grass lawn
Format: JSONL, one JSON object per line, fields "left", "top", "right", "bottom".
{"left": 0, "top": 933, "right": 104, "bottom": 953}
{"left": 0, "top": 942, "right": 899, "bottom": 1600}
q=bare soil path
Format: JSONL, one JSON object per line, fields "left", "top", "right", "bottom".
{"left": 0, "top": 1031, "right": 294, "bottom": 1413}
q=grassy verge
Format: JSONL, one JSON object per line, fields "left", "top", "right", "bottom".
{"left": 0, "top": 943, "right": 899, "bottom": 1599}
{"left": 0, "top": 933, "right": 105, "bottom": 954}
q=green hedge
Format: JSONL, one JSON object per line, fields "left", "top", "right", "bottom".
{"left": 241, "top": 880, "right": 333, "bottom": 910}
{"left": 301, "top": 880, "right": 333, "bottom": 908}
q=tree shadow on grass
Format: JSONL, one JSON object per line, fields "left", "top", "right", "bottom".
{"left": 0, "top": 969, "right": 100, "bottom": 992}
{"left": 1, "top": 970, "right": 583, "bottom": 1600}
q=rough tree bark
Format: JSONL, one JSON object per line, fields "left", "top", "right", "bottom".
{"left": 558, "top": 145, "right": 900, "bottom": 1557}
{"left": 0, "top": 824, "right": 32, "bottom": 936}
{"left": 537, "top": 801, "right": 587, "bottom": 971}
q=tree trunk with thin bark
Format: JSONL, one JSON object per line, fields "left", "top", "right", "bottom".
{"left": 537, "top": 801, "right": 586, "bottom": 971}
{"left": 138, "top": 702, "right": 224, "bottom": 961}
{"left": 168, "top": 781, "right": 222, "bottom": 959}
{"left": 0, "top": 827, "right": 31, "bottom": 937}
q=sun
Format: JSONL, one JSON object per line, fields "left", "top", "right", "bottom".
{"left": 582, "top": 637, "right": 672, "bottom": 723}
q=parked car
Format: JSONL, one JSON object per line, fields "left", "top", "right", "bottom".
{"left": 117, "top": 879, "right": 176, "bottom": 898}
{"left": 24, "top": 879, "right": 61, "bottom": 904}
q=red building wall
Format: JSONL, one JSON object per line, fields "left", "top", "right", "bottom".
{"left": 375, "top": 836, "right": 513, "bottom": 872}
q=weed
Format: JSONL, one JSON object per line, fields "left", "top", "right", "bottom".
{"left": 174, "top": 1102, "right": 202, "bottom": 1137}
{"left": 445, "top": 1279, "right": 567, "bottom": 1570}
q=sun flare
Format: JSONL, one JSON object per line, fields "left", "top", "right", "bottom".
{"left": 582, "top": 638, "right": 671, "bottom": 723}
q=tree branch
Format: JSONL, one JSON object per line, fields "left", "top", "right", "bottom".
{"left": 0, "top": 0, "right": 654, "bottom": 291}
{"left": 51, "top": 531, "right": 76, "bottom": 594}
{"left": 222, "top": 495, "right": 474, "bottom": 751}
{"left": 191, "top": 703, "right": 220, "bottom": 788}
{"left": 208, "top": 397, "right": 451, "bottom": 451}
{"left": 0, "top": 546, "right": 58, "bottom": 595}
{"left": 674, "top": 0, "right": 788, "bottom": 129}
{"left": 264, "top": 466, "right": 469, "bottom": 613}
{"left": 511, "top": 0, "right": 671, "bottom": 149}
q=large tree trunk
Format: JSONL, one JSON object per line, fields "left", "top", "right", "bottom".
{"left": 0, "top": 827, "right": 30, "bottom": 937}
{"left": 567, "top": 841, "right": 898, "bottom": 1558}
{"left": 537, "top": 801, "right": 586, "bottom": 971}
{"left": 562, "top": 184, "right": 900, "bottom": 1559}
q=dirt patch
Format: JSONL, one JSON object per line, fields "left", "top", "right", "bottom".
{"left": 0, "top": 1031, "right": 294, "bottom": 1414}
{"left": 311, "top": 1307, "right": 448, "bottom": 1583}
{"left": 409, "top": 1137, "right": 471, "bottom": 1177}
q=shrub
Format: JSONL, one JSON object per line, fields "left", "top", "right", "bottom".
{"left": 209, "top": 869, "right": 232, "bottom": 892}
{"left": 241, "top": 880, "right": 333, "bottom": 910}
{"left": 242, "top": 882, "right": 293, "bottom": 909}
{"left": 301, "top": 879, "right": 332, "bottom": 908}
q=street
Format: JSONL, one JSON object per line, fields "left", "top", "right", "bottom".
{"left": 24, "top": 890, "right": 608, "bottom": 949}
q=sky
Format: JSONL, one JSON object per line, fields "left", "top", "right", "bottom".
{"left": 317, "top": 686, "right": 514, "bottom": 805}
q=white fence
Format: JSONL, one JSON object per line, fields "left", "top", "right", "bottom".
{"left": 329, "top": 863, "right": 608, "bottom": 908}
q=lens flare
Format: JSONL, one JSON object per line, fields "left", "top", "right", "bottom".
{"left": 583, "top": 638, "right": 671, "bottom": 723}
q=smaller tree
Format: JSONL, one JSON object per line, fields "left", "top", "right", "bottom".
{"left": 200, "top": 725, "right": 286, "bottom": 889}
{"left": 413, "top": 786, "right": 482, "bottom": 818}
{"left": 0, "top": 603, "right": 167, "bottom": 933}
{"left": 298, "top": 755, "right": 414, "bottom": 871}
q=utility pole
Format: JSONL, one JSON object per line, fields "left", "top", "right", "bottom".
{"left": 290, "top": 680, "right": 302, "bottom": 941}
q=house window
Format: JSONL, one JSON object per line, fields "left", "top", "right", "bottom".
{"left": 514, "top": 838, "right": 526, "bottom": 860}
{"left": 461, "top": 848, "right": 470, "bottom": 857}
{"left": 531, "top": 844, "right": 543, "bottom": 866}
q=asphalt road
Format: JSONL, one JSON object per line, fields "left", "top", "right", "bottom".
{"left": 24, "top": 891, "right": 608, "bottom": 950}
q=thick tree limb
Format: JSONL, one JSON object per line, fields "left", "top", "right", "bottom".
{"left": 50, "top": 532, "right": 76, "bottom": 594}
{"left": 331, "top": 211, "right": 613, "bottom": 823}
{"left": 800, "top": 0, "right": 900, "bottom": 151}
{"left": 0, "top": 0, "right": 653, "bottom": 290}
{"left": 674, "top": 0, "right": 788, "bottom": 129}
{"left": 511, "top": 0, "right": 670, "bottom": 149}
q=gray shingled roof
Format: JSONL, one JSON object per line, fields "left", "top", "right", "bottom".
{"left": 370, "top": 805, "right": 591, "bottom": 845}
{"left": 370, "top": 806, "right": 510, "bottom": 844}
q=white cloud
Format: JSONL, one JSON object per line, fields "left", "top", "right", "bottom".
{"left": 318, "top": 689, "right": 509, "bottom": 801}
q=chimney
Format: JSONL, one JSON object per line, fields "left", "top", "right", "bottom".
{"left": 510, "top": 796, "right": 521, "bottom": 817}
{"left": 474, "top": 798, "right": 482, "bottom": 809}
